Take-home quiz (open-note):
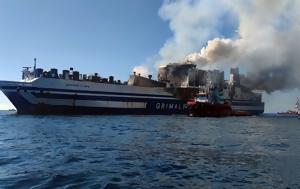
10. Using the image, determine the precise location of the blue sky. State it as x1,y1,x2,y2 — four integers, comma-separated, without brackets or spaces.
0,0,171,109
0,0,170,81
0,0,298,112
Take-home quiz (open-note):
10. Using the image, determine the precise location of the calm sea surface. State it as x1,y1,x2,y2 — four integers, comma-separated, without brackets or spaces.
0,111,299,189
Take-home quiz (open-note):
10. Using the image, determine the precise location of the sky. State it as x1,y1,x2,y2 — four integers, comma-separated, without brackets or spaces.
0,0,299,112
0,0,170,109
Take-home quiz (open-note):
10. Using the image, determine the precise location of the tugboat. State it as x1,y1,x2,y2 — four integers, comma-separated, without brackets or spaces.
187,87,232,117
278,98,300,117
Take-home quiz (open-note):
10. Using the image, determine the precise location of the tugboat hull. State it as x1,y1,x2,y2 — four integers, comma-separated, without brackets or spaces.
188,102,232,117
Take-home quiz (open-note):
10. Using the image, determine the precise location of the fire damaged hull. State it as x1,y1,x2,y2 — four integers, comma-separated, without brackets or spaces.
188,101,264,117
230,100,265,116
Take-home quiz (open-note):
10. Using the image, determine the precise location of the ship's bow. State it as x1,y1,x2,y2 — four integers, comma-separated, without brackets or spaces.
0,80,35,114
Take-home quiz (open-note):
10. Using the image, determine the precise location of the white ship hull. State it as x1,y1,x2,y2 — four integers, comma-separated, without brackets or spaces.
0,78,188,115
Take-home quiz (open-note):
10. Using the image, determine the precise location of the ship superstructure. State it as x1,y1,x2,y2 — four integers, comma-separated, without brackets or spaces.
158,63,264,115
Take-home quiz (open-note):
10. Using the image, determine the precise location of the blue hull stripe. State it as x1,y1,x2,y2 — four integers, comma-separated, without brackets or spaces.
3,91,188,115
31,92,180,103
1,86,173,98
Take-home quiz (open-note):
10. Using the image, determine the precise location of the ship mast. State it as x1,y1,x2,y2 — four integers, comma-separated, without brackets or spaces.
33,58,37,77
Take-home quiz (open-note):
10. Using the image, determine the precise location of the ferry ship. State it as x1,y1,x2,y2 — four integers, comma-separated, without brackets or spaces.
0,60,264,115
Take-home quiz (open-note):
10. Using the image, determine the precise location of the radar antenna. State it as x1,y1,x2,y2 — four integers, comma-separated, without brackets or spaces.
22,66,31,71
34,58,37,71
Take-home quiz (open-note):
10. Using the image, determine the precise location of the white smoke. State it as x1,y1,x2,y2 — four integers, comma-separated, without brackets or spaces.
157,0,232,66
132,65,151,77
133,0,232,75
158,0,300,92
132,56,158,77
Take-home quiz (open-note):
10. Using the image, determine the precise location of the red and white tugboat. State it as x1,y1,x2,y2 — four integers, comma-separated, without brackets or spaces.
187,88,232,117
278,98,300,117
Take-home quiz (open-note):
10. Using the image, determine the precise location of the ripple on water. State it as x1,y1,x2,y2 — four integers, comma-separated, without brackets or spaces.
44,172,90,188
0,113,299,188
0,156,21,166
1,175,44,189
64,155,85,164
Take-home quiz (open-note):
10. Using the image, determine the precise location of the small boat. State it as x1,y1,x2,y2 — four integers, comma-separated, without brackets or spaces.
278,98,300,117
187,90,232,117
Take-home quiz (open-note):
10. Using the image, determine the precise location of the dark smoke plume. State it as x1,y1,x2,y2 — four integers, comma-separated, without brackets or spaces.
241,65,300,93
154,0,300,93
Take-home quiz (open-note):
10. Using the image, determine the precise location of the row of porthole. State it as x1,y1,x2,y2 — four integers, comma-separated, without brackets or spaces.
16,88,44,93
16,89,78,97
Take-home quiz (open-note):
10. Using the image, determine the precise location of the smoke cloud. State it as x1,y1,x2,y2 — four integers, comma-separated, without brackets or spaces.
132,65,151,77
132,56,158,77
157,0,300,92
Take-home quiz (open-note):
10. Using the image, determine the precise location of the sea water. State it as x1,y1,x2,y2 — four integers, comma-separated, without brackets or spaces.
0,111,299,188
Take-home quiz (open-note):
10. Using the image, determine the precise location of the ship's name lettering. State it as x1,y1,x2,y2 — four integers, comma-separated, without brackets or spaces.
155,103,188,110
